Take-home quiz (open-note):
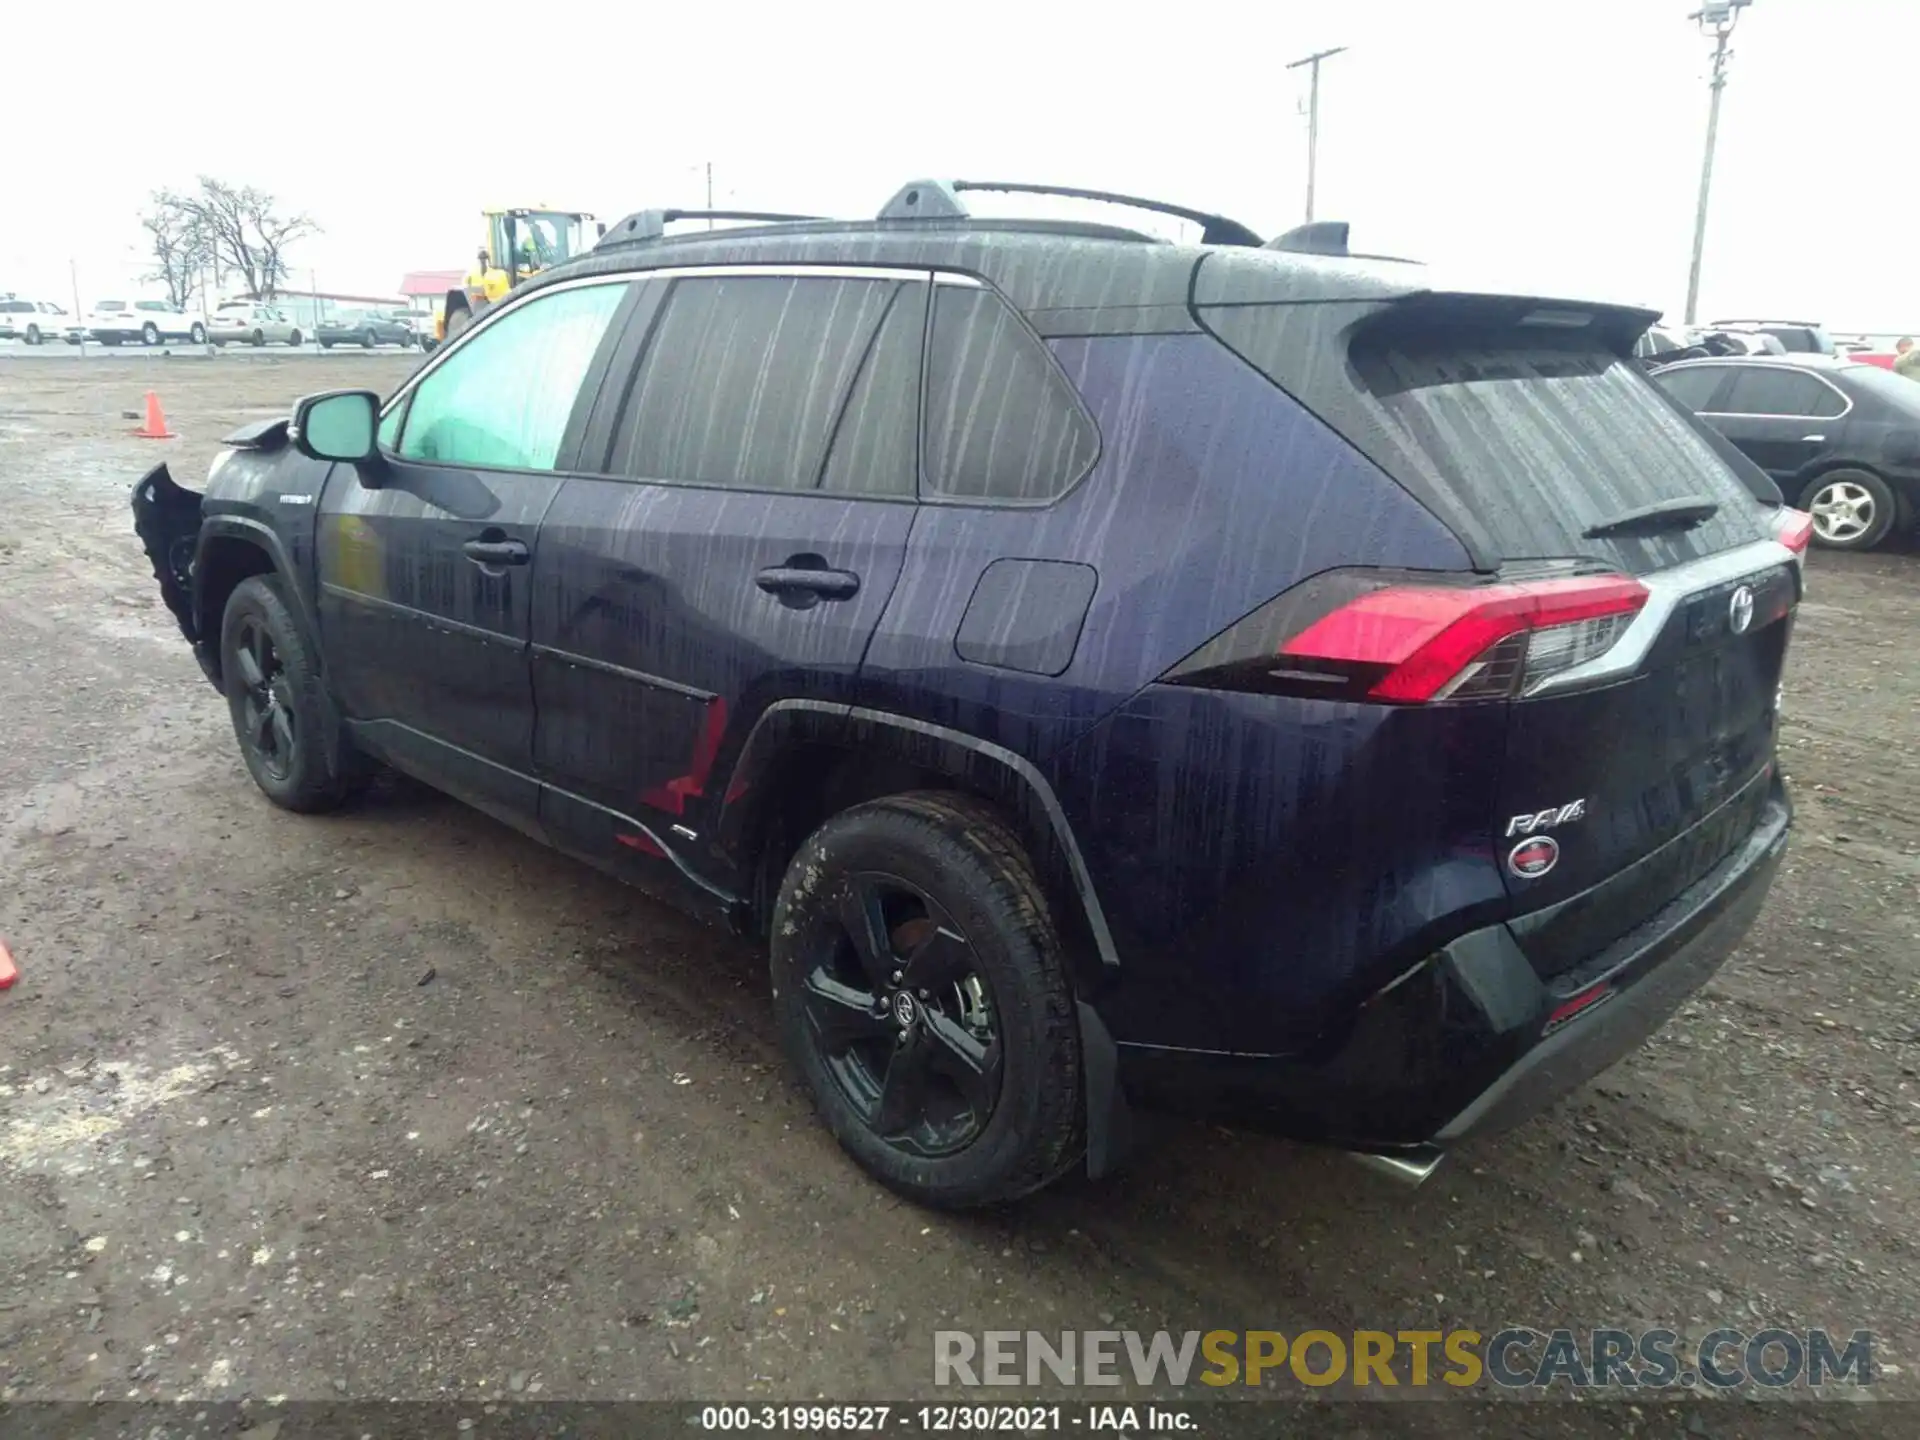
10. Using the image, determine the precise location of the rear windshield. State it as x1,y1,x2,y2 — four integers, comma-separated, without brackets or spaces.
1202,304,1775,574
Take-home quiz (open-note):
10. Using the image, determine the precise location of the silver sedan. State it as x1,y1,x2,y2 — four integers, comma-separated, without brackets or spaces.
209,304,303,347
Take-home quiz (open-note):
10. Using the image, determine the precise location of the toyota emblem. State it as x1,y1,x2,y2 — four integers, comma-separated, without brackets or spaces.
1728,584,1755,635
890,991,919,1029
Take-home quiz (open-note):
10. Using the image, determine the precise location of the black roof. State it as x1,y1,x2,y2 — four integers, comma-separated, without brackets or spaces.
517,180,1652,337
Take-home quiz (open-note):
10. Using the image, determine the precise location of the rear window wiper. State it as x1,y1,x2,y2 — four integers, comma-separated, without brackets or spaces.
1583,496,1720,539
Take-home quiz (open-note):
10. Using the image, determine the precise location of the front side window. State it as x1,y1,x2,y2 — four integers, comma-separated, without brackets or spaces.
922,286,1100,503
605,274,900,491
397,281,627,471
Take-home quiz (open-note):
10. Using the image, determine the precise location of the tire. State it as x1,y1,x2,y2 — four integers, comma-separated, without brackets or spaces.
444,304,474,342
320,341,334,350
1800,469,1896,551
219,575,367,813
361,329,375,349
288,329,302,347
770,792,1083,1208
190,323,207,344
252,328,265,347
141,322,160,346
25,324,41,346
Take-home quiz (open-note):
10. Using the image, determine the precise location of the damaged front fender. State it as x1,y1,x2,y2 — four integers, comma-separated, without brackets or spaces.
131,463,204,645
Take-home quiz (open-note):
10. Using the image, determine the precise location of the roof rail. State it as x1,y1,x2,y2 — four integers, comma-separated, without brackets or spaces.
599,208,826,246
876,179,1265,247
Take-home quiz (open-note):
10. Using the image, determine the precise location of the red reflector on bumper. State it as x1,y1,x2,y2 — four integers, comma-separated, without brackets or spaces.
1544,983,1613,1033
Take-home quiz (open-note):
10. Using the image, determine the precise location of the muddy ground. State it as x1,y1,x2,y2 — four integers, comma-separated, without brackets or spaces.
1,357,1917,1434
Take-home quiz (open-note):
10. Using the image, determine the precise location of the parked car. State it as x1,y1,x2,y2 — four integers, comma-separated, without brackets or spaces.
72,298,207,346
0,296,71,345
1708,319,1836,356
317,309,414,349
132,180,1804,1208
1652,352,1920,550
211,302,303,348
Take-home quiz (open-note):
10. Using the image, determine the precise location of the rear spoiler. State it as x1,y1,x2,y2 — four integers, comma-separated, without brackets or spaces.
1344,291,1664,361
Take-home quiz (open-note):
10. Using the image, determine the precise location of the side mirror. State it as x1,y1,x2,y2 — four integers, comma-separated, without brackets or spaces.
293,390,380,463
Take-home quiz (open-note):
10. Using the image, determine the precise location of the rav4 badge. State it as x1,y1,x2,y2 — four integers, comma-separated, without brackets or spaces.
1508,835,1561,879
1506,799,1586,837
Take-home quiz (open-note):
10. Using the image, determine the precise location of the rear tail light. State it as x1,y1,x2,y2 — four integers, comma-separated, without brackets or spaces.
1774,507,1813,555
1164,571,1649,705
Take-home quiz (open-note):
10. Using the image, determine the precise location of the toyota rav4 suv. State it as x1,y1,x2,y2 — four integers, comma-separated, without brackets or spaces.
133,181,1805,1208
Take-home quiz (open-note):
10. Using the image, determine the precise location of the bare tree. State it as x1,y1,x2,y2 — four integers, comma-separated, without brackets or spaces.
183,179,318,300
139,190,211,310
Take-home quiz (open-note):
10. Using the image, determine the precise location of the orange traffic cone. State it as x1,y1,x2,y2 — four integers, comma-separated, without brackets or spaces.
0,939,16,991
133,391,175,439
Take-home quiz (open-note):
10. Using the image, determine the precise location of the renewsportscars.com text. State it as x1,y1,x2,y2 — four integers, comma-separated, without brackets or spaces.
934,1328,1874,1390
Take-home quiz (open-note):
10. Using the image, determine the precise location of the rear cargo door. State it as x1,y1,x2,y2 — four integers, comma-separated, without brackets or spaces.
1196,288,1796,972
1338,324,1795,963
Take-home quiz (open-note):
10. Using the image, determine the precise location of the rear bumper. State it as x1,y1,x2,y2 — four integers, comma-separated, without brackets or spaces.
1112,776,1791,1152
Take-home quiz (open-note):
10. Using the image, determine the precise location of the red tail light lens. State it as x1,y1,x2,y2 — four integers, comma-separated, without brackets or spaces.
1165,572,1649,705
1774,507,1813,555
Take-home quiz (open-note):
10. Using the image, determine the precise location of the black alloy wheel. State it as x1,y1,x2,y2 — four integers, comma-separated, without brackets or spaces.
799,872,1005,1157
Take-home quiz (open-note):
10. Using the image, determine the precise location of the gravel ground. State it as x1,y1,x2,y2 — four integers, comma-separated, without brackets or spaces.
2,357,1917,1435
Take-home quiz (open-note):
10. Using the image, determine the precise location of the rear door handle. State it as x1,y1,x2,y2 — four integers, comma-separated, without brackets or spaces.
755,565,860,601
463,537,530,566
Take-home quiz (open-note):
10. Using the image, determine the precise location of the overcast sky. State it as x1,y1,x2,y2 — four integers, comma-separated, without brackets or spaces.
6,0,1914,332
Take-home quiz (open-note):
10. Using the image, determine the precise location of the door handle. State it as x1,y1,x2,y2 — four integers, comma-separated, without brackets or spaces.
755,565,860,602
463,537,530,566
1800,435,1826,443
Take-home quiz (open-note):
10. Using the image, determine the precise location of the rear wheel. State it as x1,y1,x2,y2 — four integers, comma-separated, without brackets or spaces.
361,328,376,349
141,322,160,346
444,303,475,342
252,328,265,347
288,329,302,347
189,323,206,344
1801,469,1896,550
770,793,1083,1208
219,576,367,813
24,323,41,345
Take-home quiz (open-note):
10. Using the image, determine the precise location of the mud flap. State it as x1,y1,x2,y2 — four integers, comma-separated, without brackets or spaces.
131,463,205,644
1078,999,1134,1179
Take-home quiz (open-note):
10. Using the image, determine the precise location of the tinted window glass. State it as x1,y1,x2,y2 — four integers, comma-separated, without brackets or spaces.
1724,367,1844,418
607,275,897,491
1653,365,1731,411
818,283,924,497
922,286,1099,502
398,281,625,470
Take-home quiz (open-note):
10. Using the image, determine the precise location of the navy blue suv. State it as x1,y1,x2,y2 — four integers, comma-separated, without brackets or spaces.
134,181,1806,1207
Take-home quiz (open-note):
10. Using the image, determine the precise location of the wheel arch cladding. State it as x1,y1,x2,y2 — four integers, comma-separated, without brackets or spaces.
194,533,279,674
715,702,1119,997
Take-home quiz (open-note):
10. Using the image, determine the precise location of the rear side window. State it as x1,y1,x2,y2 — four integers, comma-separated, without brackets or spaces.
397,281,626,470
1722,367,1846,418
1654,365,1732,411
606,274,898,492
817,283,925,497
922,286,1099,503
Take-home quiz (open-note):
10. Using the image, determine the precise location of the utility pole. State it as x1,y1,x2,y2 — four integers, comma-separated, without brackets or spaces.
1286,45,1347,224
706,162,714,229
1684,1,1752,326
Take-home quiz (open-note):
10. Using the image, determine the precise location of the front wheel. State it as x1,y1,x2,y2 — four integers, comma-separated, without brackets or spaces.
189,323,207,344
251,328,265,347
24,323,42,345
141,322,160,346
770,792,1083,1208
219,576,367,813
361,329,376,349
1801,469,1897,550
288,329,302,347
